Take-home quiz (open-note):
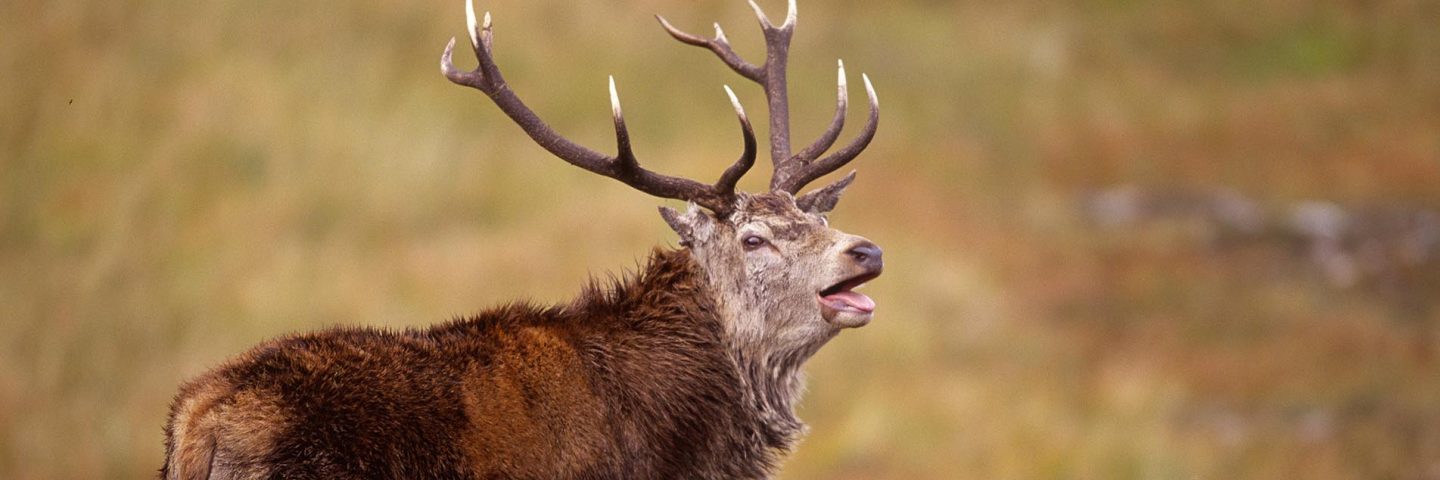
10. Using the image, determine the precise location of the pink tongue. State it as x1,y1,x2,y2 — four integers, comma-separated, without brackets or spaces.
823,291,875,313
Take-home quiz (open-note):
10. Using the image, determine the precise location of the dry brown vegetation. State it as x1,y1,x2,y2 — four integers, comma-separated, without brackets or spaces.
3,0,1439,478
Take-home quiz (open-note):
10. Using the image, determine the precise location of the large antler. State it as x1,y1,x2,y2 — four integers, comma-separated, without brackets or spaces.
657,0,879,195
441,0,757,214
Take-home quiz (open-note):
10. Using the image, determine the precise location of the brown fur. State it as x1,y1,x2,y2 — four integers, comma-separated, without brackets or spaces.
162,249,796,479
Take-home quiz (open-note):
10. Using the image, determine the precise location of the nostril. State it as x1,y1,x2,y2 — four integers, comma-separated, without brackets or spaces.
846,242,883,266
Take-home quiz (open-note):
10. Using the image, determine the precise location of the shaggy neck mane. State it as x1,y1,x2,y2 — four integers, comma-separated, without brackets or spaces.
573,248,810,449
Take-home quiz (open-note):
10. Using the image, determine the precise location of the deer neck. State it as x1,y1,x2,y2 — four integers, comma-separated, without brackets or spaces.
728,340,828,446
681,254,838,447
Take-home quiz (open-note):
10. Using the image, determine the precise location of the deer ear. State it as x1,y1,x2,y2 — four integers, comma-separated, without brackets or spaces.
659,204,712,246
795,171,857,214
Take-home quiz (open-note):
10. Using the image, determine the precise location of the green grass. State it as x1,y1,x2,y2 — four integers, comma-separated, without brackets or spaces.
3,0,1439,478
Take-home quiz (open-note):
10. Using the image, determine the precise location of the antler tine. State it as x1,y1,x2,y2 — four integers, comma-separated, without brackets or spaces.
773,73,879,194
608,76,637,168
655,16,763,82
745,0,773,28
791,59,848,164
465,1,481,50
714,85,757,194
442,0,750,213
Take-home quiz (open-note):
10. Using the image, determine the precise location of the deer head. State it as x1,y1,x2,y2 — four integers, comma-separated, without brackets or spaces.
440,0,881,359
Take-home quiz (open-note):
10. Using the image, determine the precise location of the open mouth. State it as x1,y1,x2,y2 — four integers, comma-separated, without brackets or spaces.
818,270,881,315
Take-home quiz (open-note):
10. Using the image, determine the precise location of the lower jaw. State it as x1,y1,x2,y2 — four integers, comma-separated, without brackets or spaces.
820,306,873,328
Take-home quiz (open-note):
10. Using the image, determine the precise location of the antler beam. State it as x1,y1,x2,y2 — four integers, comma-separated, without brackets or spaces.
441,0,756,214
656,0,879,194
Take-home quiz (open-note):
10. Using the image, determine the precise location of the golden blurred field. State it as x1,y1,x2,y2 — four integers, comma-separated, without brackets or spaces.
4,0,1440,478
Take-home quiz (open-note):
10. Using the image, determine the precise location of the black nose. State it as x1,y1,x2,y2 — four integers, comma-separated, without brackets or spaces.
846,241,884,271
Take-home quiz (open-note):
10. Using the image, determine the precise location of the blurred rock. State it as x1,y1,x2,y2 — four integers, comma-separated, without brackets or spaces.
1080,186,1440,289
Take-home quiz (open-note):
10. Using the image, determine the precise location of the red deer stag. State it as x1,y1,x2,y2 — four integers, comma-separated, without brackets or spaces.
163,0,881,478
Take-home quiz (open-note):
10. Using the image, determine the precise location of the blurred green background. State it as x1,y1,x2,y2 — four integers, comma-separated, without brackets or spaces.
4,0,1440,478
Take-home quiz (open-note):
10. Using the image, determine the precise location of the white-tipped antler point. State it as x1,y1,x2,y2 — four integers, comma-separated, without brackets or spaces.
862,73,878,107
746,0,771,27
609,75,622,118
441,37,457,73
837,59,847,90
783,0,797,29
713,22,728,42
465,0,479,48
723,85,747,120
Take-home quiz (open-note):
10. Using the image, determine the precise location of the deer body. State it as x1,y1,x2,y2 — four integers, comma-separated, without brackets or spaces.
165,1,883,478
165,250,792,479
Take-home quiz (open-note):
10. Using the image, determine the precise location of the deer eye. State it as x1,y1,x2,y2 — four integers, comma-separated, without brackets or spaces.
741,234,769,250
